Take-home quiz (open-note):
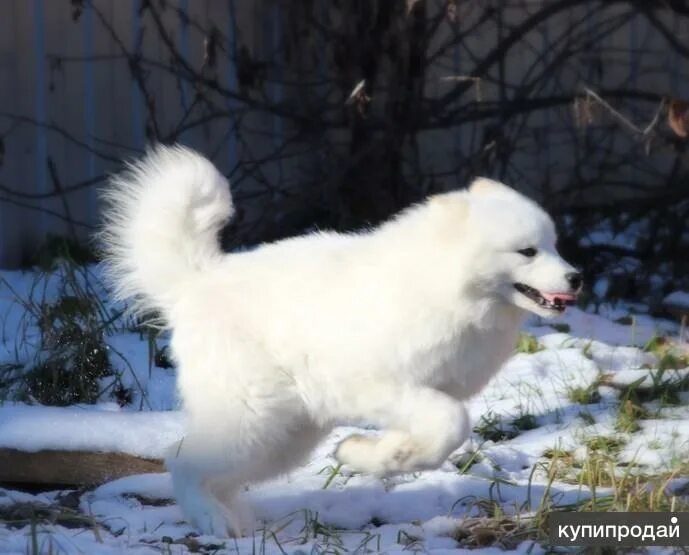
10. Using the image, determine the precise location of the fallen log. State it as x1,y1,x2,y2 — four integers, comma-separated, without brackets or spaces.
0,405,183,488
0,447,164,487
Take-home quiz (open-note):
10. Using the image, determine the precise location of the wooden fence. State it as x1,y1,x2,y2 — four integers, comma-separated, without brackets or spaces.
0,1,687,267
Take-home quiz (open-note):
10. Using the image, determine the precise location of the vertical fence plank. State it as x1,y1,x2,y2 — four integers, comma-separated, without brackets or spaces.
452,8,462,187
226,0,240,174
32,0,48,236
0,1,686,267
131,0,145,150
177,0,192,147
540,12,551,182
83,0,96,214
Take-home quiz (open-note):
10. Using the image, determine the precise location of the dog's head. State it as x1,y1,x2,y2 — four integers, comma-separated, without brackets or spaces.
434,178,582,318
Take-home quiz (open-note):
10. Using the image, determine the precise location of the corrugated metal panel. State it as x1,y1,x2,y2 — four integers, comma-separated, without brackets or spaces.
0,2,685,267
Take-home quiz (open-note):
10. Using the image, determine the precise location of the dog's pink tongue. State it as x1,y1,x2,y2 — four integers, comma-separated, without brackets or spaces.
542,292,577,303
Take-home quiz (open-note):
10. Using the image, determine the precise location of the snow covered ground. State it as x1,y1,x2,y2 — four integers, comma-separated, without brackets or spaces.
1,266,689,554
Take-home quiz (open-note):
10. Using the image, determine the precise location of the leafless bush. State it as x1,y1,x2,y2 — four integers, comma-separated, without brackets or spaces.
1,0,688,297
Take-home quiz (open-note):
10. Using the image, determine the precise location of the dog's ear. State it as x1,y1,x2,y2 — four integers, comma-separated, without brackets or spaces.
426,192,469,239
428,192,468,214
468,177,515,197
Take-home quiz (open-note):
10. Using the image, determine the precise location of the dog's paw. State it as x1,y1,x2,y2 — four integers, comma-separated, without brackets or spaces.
227,497,256,537
334,434,379,472
184,494,240,537
335,431,417,476
192,511,232,537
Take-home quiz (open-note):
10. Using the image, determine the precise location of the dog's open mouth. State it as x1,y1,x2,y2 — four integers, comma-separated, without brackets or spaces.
513,283,576,313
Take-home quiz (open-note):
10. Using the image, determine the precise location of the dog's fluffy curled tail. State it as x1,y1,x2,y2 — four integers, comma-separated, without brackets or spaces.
100,145,233,321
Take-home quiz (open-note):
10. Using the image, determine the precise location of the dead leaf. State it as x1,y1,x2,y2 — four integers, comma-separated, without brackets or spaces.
573,96,595,128
345,80,366,105
668,98,689,138
71,0,83,21
447,0,457,23
345,80,371,116
407,0,423,15
203,27,219,70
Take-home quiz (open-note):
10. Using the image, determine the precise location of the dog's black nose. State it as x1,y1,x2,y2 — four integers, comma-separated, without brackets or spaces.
566,272,583,291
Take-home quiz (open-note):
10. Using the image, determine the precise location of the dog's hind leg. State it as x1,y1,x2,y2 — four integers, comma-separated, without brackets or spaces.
205,422,325,532
167,406,324,537
333,383,470,476
166,431,240,536
168,327,328,536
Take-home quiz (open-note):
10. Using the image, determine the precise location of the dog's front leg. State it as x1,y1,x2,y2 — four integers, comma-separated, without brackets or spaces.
333,383,469,476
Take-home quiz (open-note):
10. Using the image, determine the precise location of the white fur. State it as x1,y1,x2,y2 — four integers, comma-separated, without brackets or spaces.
100,146,578,536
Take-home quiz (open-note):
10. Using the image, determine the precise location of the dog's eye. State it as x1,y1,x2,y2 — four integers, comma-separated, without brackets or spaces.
517,247,538,257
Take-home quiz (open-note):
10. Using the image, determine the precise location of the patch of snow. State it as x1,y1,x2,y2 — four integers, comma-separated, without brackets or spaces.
0,405,184,458
2,266,689,553
664,290,689,308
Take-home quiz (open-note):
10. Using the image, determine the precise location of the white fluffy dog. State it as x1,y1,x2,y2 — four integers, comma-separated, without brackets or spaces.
101,145,581,536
